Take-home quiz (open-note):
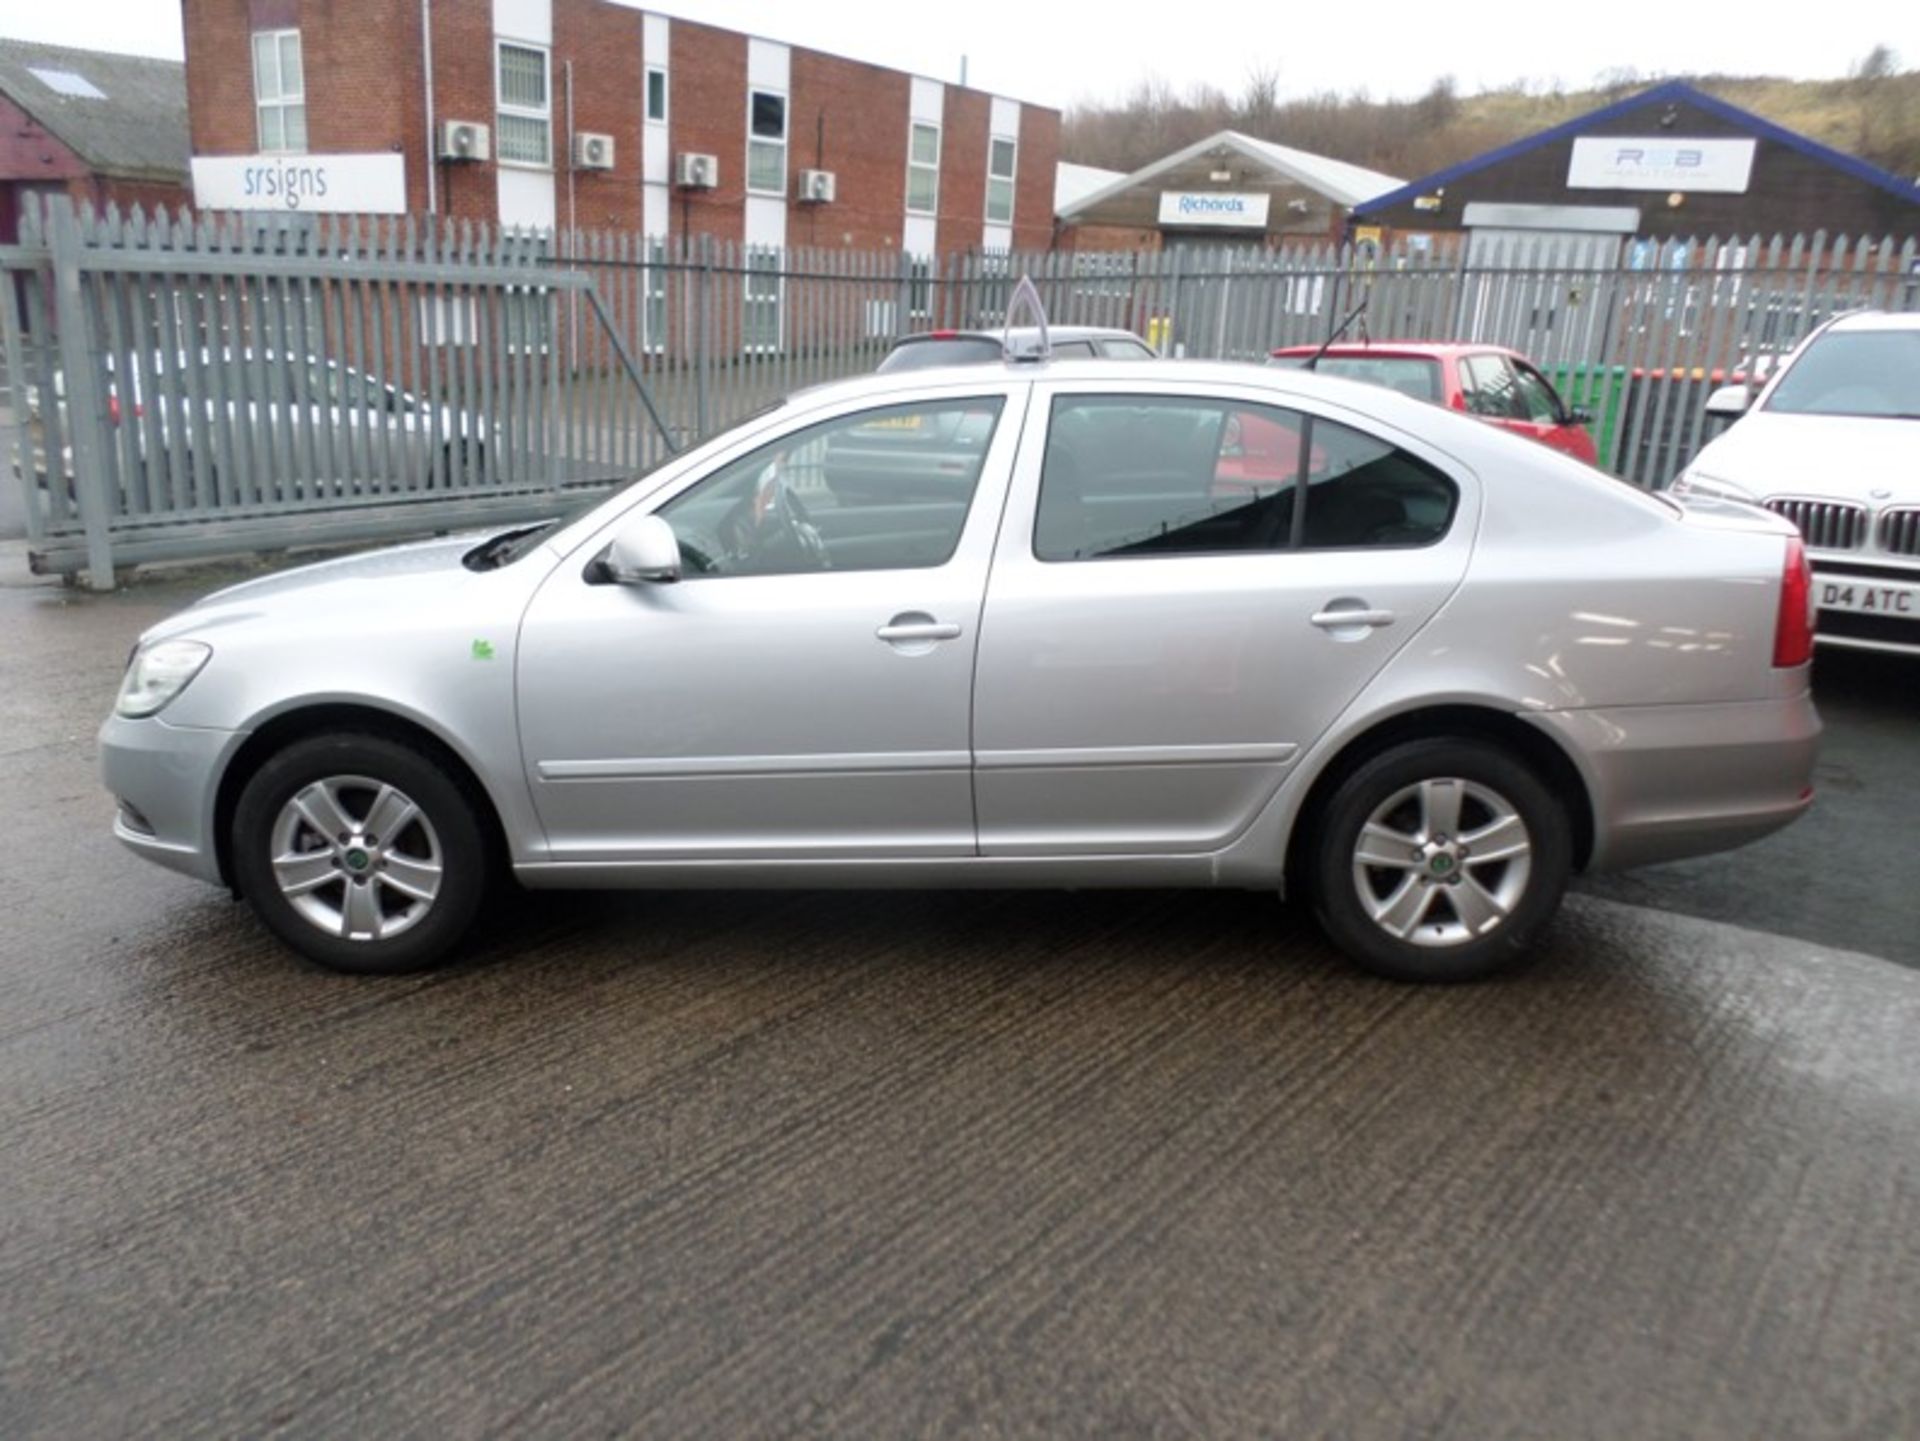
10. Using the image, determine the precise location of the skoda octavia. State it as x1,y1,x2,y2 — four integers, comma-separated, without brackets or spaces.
101,358,1820,982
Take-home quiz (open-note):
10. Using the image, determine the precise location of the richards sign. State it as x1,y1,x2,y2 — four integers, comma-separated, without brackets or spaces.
191,154,408,214
1567,137,1756,194
1158,191,1271,228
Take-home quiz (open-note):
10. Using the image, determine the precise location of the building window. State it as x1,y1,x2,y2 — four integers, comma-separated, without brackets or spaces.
744,248,782,353
906,122,939,214
907,258,932,322
644,239,668,353
645,66,668,123
252,29,306,154
747,90,787,195
986,136,1016,225
496,42,551,167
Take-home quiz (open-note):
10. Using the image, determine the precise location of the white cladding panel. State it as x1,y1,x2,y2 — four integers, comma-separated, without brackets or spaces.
492,0,551,44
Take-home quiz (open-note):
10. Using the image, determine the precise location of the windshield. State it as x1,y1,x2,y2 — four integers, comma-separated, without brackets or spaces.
1764,330,1920,418
1270,354,1442,403
878,337,1003,372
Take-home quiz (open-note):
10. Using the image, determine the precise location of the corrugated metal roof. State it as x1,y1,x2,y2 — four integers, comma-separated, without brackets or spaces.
0,39,187,184
1057,130,1403,221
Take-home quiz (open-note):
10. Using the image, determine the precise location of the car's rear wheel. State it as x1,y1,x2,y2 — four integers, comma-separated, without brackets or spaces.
1310,738,1572,982
232,733,489,974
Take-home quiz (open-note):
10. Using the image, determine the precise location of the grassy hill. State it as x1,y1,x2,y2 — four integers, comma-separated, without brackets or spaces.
1062,70,1920,195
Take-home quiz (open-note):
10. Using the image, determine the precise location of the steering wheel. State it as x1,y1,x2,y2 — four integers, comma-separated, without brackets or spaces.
718,460,831,571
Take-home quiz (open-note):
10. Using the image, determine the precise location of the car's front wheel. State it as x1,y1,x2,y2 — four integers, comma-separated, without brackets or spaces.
1310,738,1572,982
232,733,489,974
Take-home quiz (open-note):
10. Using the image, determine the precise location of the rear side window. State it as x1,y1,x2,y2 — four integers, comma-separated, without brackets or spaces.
1098,338,1156,359
1034,394,1455,561
876,337,1003,372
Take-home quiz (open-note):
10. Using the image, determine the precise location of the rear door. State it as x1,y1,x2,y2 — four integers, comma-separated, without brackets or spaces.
971,379,1478,856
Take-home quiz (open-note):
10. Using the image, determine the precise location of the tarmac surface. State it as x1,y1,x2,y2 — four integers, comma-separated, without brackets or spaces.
3,549,1918,1438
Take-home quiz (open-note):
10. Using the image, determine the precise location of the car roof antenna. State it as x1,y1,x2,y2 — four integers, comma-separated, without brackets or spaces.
1304,296,1369,371
1003,274,1051,364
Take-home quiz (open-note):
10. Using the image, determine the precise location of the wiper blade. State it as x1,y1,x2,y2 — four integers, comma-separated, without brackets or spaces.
463,524,545,571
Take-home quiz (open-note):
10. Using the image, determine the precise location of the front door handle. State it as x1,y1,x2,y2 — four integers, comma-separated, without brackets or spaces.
1310,606,1395,629
876,618,962,643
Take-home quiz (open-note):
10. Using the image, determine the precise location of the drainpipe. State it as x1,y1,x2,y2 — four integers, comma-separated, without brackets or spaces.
421,0,437,213
565,59,579,365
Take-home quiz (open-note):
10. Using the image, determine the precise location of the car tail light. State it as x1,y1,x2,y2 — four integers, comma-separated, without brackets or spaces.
1773,536,1815,667
106,394,145,425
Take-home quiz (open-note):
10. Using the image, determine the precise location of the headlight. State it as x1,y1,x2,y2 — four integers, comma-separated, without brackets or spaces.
1669,470,1757,504
116,640,212,718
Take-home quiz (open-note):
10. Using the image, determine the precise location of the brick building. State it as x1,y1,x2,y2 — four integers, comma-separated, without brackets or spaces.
0,39,190,244
179,0,1059,257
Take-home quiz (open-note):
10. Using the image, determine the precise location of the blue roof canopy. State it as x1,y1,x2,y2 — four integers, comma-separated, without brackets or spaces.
1354,80,1920,219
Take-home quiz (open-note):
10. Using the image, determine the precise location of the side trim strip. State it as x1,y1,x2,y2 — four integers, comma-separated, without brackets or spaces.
538,750,972,781
976,742,1298,769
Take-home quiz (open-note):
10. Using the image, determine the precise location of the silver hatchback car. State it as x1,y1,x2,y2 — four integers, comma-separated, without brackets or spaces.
101,359,1820,982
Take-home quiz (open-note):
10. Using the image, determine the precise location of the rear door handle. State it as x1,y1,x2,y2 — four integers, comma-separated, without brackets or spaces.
1310,607,1395,629
876,619,962,643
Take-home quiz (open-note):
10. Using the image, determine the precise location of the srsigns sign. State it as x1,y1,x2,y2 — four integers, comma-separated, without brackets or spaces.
1566,137,1756,194
191,154,408,214
1157,191,1271,228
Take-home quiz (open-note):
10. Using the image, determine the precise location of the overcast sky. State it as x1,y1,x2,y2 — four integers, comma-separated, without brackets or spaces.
0,0,1912,109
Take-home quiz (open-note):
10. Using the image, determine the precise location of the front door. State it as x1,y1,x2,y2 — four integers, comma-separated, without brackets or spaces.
972,382,1475,855
516,386,1026,863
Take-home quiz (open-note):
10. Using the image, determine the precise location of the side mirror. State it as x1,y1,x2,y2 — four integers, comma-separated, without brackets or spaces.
605,514,682,584
1705,385,1751,419
1566,406,1594,427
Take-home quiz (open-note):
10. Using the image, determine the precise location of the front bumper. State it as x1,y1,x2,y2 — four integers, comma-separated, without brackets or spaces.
99,713,241,886
1530,690,1820,873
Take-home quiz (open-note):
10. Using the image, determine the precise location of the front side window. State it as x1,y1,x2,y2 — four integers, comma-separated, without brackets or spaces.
748,90,787,194
907,122,940,214
986,136,1016,224
1034,395,1455,561
496,42,551,166
1461,355,1523,419
656,398,1007,577
1511,362,1564,424
252,30,306,153
1764,330,1920,418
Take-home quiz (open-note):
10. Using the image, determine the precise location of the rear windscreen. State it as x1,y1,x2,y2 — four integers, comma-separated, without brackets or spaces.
1272,355,1442,403
877,337,1005,372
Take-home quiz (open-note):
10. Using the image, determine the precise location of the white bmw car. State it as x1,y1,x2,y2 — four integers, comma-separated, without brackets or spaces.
1674,311,1920,656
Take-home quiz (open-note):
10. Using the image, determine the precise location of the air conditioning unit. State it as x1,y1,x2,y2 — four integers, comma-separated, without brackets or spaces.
797,168,836,204
438,119,490,162
675,152,719,189
573,132,615,170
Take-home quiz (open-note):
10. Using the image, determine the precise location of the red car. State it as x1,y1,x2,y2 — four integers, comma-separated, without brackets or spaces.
1268,342,1598,465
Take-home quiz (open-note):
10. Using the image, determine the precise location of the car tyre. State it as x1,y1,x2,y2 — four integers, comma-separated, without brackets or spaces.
1310,738,1572,983
232,732,490,974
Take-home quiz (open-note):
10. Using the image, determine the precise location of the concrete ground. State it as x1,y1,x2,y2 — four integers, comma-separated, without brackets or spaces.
3,548,1918,1439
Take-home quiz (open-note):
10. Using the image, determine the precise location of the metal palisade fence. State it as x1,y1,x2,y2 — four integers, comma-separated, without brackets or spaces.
3,195,1918,586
